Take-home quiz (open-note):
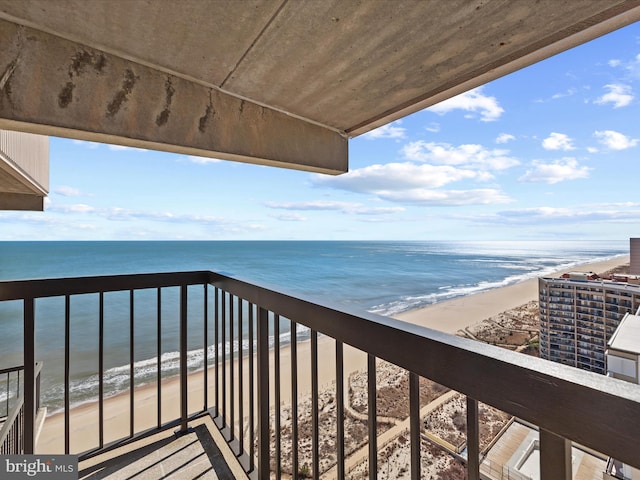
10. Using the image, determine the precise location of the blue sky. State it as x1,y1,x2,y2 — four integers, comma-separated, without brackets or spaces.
3,22,640,241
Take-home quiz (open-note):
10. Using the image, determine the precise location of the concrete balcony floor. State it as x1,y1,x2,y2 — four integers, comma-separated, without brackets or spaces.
78,417,245,480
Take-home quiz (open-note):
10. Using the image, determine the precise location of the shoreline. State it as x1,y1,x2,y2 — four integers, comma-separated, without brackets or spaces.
36,254,630,454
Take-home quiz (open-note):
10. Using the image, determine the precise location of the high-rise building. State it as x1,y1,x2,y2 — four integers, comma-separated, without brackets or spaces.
630,238,640,275
539,274,640,374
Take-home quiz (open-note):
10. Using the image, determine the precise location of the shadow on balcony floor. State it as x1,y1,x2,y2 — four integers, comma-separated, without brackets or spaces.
78,418,241,480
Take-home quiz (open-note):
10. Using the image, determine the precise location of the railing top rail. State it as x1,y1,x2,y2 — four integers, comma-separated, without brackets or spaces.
0,271,211,301
209,271,640,469
0,365,24,376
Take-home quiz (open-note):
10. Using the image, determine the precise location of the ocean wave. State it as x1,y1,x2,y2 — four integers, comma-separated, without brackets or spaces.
42,326,310,415
368,253,626,316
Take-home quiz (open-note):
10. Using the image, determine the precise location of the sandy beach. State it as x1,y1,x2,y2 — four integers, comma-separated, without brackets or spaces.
36,254,629,456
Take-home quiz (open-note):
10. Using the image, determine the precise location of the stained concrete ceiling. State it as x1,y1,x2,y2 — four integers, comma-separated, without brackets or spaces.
0,0,639,179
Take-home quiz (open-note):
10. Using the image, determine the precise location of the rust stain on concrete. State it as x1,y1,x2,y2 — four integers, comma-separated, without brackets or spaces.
155,76,175,127
0,57,19,109
106,68,138,118
69,50,107,78
198,91,215,133
58,82,75,108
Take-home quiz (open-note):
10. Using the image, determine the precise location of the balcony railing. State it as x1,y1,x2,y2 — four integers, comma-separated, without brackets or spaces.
0,362,42,455
1,271,640,479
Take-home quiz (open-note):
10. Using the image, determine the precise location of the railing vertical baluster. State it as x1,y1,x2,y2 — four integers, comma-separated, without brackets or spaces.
23,297,35,455
222,292,227,428
368,354,377,480
466,396,480,480
409,372,420,480
311,330,319,480
230,295,235,441
336,341,345,480
3,372,8,418
157,288,162,429
257,307,270,480
204,285,208,411
249,303,255,472
540,429,571,480
129,290,135,438
179,285,188,433
238,298,244,456
64,294,70,453
35,364,40,420
99,292,105,448
214,287,220,419
274,314,282,479
291,321,299,480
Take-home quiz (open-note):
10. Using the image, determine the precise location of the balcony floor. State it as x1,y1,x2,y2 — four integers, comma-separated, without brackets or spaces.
78,417,246,480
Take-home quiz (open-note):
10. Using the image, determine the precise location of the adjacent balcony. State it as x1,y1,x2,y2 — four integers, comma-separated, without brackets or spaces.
0,130,49,211
1,271,639,479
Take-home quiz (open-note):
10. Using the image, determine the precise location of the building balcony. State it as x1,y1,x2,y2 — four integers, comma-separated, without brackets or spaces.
0,130,49,211
1,271,640,479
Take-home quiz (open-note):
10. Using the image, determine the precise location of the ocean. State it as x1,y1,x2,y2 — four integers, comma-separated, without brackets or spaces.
0,240,629,411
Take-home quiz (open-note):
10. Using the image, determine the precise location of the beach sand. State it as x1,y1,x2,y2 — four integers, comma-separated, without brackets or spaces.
36,255,630,457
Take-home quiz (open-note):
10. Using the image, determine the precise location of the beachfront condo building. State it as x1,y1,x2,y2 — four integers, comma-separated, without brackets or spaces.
539,274,640,374
631,238,640,275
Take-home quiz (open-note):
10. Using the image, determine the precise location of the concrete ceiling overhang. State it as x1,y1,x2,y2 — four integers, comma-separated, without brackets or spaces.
0,0,639,176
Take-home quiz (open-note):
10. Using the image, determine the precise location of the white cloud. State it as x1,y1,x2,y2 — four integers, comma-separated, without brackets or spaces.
379,188,511,206
474,205,640,226
264,200,404,215
496,133,515,144
519,158,590,184
271,213,307,222
587,146,598,154
609,53,640,80
72,140,100,149
542,132,575,151
108,144,148,152
425,123,440,133
49,203,97,213
594,130,639,150
363,121,406,140
551,88,577,100
187,155,222,164
595,84,634,108
71,140,148,152
428,87,504,121
55,186,84,197
402,141,519,170
314,162,485,192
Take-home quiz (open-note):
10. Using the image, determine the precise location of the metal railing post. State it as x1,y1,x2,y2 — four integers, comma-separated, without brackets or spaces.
179,285,188,433
257,307,270,479
540,429,571,480
409,372,420,479
23,297,35,454
466,396,480,480
367,354,377,480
